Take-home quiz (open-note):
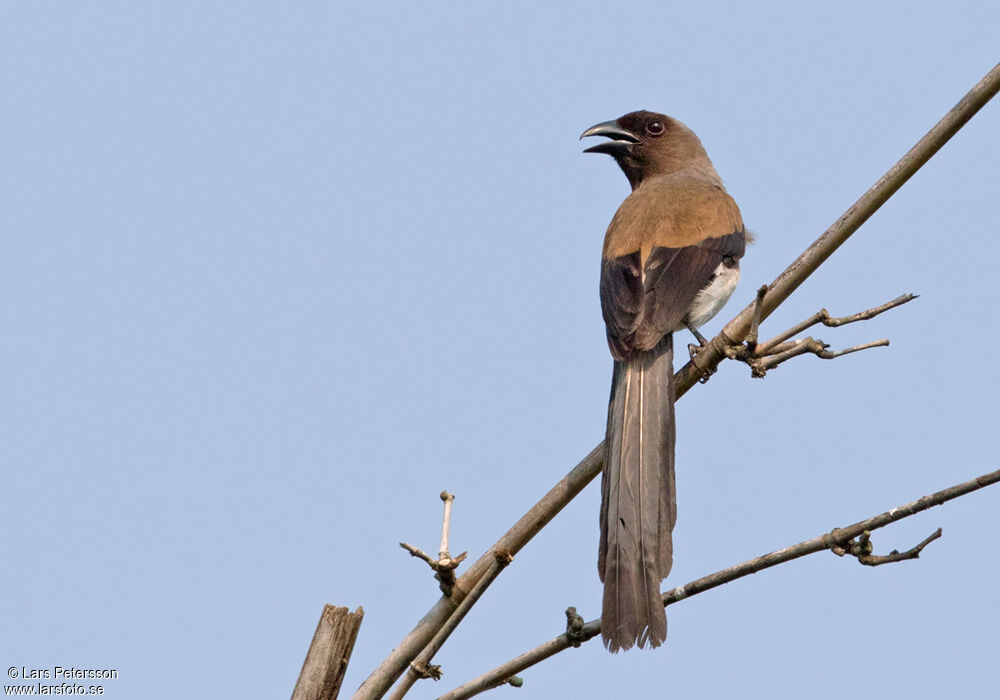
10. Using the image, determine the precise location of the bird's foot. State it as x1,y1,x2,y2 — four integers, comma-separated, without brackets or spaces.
687,342,717,383
685,322,709,347
684,323,717,382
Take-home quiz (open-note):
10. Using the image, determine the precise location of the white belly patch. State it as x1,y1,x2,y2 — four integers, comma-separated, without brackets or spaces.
684,262,740,330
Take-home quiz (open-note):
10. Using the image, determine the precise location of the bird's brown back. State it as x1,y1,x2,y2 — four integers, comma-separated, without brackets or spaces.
602,173,743,261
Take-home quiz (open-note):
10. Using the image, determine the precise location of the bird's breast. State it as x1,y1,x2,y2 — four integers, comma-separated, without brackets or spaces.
684,258,740,330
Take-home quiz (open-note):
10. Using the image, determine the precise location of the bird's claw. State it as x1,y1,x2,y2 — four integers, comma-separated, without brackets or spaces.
688,342,717,383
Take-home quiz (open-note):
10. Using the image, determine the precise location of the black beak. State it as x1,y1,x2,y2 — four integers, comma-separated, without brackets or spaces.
580,119,641,155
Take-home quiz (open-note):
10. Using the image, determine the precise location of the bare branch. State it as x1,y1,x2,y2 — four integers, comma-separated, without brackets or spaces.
832,527,944,566
399,542,436,566
754,293,917,356
727,292,916,376
824,293,918,326
352,61,1000,700
754,311,828,356
750,337,890,376
437,469,1000,700
387,551,513,700
815,339,890,358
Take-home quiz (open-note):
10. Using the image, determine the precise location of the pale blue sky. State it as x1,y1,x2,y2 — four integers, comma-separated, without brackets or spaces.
2,3,999,699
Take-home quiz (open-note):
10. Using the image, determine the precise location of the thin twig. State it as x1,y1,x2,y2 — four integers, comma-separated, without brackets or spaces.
833,527,944,566
751,337,890,375
745,284,769,354
755,293,917,356
754,311,828,356
352,61,1000,700
825,293,919,327
816,339,890,359
737,292,915,376
439,491,456,561
436,468,1000,700
751,338,819,374
399,542,437,566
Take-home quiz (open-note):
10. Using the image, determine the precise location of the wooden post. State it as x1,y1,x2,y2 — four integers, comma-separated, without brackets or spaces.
292,605,364,700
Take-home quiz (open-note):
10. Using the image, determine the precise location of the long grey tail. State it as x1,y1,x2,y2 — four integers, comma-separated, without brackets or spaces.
599,334,676,652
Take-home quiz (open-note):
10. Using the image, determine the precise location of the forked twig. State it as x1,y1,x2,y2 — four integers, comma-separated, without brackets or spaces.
720,293,916,378
752,337,889,376
400,492,469,597
756,293,915,354
831,527,943,566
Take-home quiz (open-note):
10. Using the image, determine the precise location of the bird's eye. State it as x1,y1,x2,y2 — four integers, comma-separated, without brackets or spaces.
646,120,665,136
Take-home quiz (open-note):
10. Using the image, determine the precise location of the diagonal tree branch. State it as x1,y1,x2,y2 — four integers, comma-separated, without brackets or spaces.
437,468,1000,700
350,59,1000,700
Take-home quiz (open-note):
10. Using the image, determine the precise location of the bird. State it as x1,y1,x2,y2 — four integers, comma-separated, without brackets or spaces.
581,110,746,652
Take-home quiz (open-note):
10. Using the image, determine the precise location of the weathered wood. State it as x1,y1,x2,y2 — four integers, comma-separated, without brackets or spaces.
292,605,364,700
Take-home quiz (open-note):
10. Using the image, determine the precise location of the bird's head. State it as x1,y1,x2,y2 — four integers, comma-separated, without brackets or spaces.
581,110,712,190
